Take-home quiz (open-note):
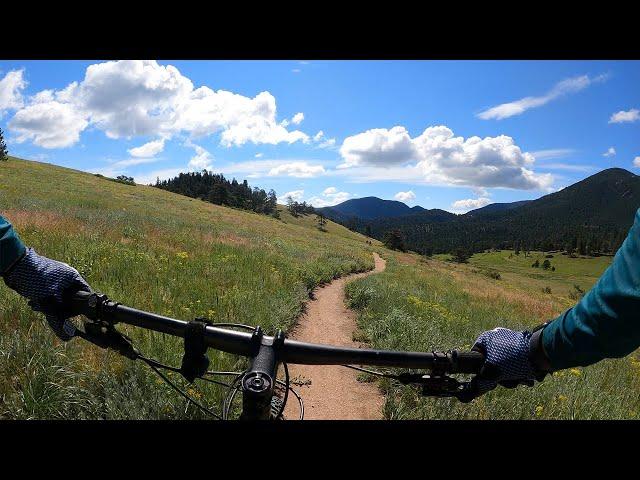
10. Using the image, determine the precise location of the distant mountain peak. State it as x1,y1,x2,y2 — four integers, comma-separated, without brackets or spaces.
317,196,425,221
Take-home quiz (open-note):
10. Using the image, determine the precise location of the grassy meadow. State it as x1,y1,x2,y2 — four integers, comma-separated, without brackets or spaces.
2,157,639,420
346,249,640,419
0,158,375,419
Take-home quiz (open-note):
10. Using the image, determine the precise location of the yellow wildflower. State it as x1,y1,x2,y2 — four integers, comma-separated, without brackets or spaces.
535,405,544,416
570,368,582,377
176,251,189,259
557,395,568,402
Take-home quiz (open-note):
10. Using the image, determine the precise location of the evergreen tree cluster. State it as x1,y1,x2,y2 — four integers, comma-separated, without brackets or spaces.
285,197,316,217
154,170,278,215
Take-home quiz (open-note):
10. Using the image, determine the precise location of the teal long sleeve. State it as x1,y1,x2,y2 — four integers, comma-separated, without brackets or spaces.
0,215,26,275
542,208,640,370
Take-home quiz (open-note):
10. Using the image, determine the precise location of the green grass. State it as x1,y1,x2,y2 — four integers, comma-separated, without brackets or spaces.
4,157,639,420
346,251,640,419
0,158,375,419
435,250,613,311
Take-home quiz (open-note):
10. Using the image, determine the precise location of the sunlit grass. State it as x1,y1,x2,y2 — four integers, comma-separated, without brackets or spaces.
0,158,374,419
346,252,640,419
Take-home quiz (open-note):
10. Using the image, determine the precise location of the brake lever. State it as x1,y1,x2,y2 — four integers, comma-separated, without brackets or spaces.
76,320,139,360
395,372,478,402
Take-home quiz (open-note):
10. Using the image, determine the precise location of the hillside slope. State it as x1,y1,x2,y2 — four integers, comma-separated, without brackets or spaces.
0,157,376,419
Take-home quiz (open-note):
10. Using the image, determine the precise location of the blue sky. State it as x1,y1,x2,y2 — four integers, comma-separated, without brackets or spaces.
1,60,639,212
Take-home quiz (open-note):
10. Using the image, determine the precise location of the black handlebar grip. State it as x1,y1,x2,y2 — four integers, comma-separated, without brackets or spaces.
65,290,98,319
452,350,485,374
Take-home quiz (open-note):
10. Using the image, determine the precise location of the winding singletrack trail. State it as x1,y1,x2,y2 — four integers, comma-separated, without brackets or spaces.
284,253,387,420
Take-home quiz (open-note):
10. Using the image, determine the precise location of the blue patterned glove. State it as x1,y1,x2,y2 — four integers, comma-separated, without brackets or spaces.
469,327,536,397
2,248,92,341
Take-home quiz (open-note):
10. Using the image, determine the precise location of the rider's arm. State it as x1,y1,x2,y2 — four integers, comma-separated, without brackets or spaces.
533,207,640,371
0,215,27,275
1,214,91,340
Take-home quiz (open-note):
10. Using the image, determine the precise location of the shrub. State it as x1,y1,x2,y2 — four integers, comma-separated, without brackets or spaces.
482,268,501,280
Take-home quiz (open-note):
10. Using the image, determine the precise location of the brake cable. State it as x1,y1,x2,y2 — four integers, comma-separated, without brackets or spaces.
77,318,303,420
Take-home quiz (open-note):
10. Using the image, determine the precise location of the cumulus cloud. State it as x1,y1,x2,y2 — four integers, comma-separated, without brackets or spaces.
9,100,88,148
279,189,304,203
291,112,304,125
128,138,166,157
634,157,640,168
340,126,415,168
308,187,352,207
7,60,310,149
338,125,552,190
451,197,492,213
394,190,416,202
603,147,616,157
609,109,639,124
0,70,27,115
267,161,325,178
478,74,608,120
186,141,214,171
255,152,263,158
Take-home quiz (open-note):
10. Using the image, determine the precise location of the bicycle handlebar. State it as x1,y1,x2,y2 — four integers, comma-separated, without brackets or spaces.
69,290,484,374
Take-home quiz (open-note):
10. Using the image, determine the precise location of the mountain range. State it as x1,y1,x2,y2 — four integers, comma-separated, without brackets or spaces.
317,168,640,254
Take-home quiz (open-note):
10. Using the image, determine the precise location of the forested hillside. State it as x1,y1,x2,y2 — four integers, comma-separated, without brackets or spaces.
322,168,640,255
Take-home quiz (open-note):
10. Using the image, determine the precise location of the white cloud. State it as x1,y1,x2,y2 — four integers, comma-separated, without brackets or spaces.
186,141,213,171
279,189,304,203
530,148,575,160
111,157,160,168
172,87,309,147
478,74,608,120
394,190,416,202
9,100,88,148
291,112,304,125
603,147,616,157
472,186,488,197
0,70,26,115
255,152,263,158
536,163,594,172
338,125,552,190
451,197,492,213
134,167,184,186
340,126,415,168
267,161,325,178
634,157,640,168
313,130,337,149
609,109,639,124
308,187,352,207
128,138,165,157
8,60,310,149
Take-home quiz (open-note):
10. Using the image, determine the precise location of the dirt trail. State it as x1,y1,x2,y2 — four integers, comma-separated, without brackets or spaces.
284,253,386,420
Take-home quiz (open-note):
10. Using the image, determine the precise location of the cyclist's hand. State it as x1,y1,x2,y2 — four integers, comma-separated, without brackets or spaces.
3,248,92,341
467,327,537,398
